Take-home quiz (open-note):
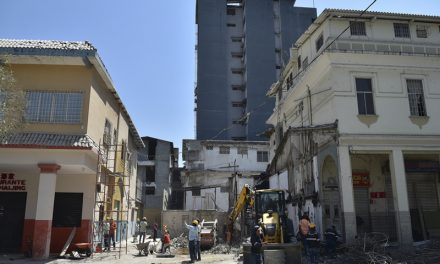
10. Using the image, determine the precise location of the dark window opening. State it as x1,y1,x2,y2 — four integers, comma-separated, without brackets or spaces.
145,187,155,195
52,193,83,227
257,151,269,162
407,79,427,116
145,166,155,183
227,23,236,27
227,8,236,15
355,78,375,115
192,188,201,196
315,34,324,51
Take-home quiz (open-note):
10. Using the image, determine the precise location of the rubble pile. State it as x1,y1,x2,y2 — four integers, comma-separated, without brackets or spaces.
206,244,240,254
172,234,188,248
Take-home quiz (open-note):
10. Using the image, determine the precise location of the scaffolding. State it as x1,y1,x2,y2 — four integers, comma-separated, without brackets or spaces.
92,141,131,259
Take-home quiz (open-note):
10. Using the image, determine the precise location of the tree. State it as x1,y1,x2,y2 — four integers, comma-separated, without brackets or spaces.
0,61,25,141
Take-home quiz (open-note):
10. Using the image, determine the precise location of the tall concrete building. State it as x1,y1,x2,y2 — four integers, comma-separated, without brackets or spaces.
195,0,316,140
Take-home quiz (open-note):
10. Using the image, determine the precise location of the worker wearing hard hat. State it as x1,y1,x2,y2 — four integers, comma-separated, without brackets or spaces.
306,223,320,264
184,219,199,263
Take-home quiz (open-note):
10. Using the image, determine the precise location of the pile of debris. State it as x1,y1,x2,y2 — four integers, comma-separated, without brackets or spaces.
206,243,240,254
172,234,188,248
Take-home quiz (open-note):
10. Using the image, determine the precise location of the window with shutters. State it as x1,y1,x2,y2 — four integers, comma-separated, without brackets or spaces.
52,193,83,227
355,78,375,115
406,79,427,116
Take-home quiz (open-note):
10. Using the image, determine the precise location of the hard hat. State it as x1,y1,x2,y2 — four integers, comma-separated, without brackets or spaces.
309,223,316,229
192,220,198,225
254,225,260,231
143,217,147,221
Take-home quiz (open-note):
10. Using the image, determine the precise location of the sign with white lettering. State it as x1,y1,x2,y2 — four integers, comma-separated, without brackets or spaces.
0,173,26,191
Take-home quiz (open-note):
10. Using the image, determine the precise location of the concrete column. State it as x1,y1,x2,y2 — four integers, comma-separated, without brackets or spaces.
337,146,356,243
32,164,60,259
389,149,413,245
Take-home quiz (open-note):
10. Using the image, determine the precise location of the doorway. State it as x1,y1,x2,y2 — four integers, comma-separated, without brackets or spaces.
0,192,27,252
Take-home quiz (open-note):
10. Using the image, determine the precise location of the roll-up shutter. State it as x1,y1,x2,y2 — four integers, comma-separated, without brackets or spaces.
354,188,370,233
407,174,439,211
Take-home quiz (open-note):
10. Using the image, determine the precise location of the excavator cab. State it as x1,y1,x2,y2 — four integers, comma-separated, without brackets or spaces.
254,190,286,243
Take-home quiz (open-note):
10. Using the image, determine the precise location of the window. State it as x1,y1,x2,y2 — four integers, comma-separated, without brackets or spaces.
302,57,309,70
394,23,410,38
407,79,427,116
416,26,428,38
103,119,112,145
257,151,269,162
121,139,126,161
237,147,248,155
25,91,82,123
231,36,242,42
350,21,366,36
192,188,201,196
219,146,230,154
145,187,155,195
145,166,155,182
355,78,375,115
227,23,236,27
227,8,236,15
286,73,293,90
232,101,245,107
315,34,323,51
206,145,213,150
297,56,302,69
52,193,83,227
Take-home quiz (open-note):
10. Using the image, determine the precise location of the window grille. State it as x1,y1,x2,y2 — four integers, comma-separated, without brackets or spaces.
25,91,82,123
237,147,248,155
350,21,366,36
219,146,230,154
407,79,426,116
416,26,428,38
394,23,410,38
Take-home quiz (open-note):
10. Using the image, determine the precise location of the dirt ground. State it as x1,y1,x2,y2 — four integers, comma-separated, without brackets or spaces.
0,241,241,264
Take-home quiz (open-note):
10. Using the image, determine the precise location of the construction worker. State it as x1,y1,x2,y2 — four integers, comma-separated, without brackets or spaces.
109,218,117,250
196,219,203,261
251,225,263,264
138,217,148,244
103,218,110,251
324,225,339,258
161,230,172,254
184,220,199,263
298,213,310,256
306,223,320,264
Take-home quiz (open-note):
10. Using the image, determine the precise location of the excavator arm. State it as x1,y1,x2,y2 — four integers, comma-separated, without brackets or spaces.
228,184,254,223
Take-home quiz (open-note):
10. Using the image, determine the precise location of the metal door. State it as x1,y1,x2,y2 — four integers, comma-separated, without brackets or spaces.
0,192,27,252
354,188,370,235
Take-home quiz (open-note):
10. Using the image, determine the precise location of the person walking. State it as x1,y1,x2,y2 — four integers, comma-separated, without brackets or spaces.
184,220,199,263
324,225,339,258
251,225,263,264
103,219,110,251
109,218,117,250
138,217,148,244
306,223,320,264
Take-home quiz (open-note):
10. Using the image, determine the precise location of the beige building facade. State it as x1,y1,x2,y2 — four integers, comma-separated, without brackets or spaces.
0,40,143,258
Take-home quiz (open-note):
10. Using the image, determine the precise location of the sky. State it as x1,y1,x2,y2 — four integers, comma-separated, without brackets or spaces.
1,0,439,158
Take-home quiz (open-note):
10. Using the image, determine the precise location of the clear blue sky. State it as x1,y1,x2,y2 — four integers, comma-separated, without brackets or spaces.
1,0,439,157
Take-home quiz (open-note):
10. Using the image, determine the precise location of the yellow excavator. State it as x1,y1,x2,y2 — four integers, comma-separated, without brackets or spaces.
228,185,299,264
227,184,286,243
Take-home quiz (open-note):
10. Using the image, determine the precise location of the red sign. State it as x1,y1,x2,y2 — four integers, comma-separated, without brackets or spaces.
370,192,386,198
352,172,369,187
0,173,26,191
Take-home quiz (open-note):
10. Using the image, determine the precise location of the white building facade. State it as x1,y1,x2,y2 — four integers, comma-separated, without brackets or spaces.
182,140,270,212
267,10,440,245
